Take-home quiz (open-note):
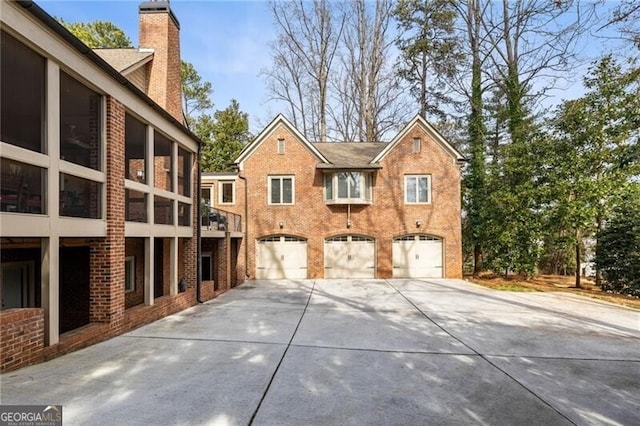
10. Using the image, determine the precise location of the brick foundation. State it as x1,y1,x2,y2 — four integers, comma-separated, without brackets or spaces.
0,309,45,372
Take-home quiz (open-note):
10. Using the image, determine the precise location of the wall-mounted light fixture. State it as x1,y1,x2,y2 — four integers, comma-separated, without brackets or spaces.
416,219,422,227
347,220,352,228
279,221,284,229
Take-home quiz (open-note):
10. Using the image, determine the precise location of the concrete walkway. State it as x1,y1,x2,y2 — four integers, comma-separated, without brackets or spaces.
1,279,639,425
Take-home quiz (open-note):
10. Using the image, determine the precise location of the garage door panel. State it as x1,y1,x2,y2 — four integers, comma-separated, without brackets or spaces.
256,237,307,279
324,236,375,279
393,235,442,278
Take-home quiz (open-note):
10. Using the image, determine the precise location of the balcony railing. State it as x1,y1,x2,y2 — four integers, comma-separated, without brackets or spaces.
201,206,242,232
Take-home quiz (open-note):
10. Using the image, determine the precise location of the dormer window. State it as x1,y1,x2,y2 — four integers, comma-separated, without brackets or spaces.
324,172,372,204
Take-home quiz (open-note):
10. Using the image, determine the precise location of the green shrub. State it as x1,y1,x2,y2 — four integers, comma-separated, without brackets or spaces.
596,188,640,296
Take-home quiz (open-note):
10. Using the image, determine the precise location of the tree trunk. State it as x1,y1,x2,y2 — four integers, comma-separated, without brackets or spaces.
575,239,581,289
595,211,603,287
576,241,582,288
473,244,482,276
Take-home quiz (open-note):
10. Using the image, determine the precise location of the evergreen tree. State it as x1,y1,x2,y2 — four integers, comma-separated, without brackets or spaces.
58,19,132,48
198,100,252,172
596,186,640,296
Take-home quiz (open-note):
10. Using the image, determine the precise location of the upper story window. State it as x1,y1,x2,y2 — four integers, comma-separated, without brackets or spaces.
219,181,235,205
0,158,46,214
277,138,285,154
269,176,294,205
60,173,102,218
177,146,191,197
60,72,102,170
154,131,173,192
154,195,173,225
1,31,46,153
125,114,147,183
324,172,372,204
405,175,431,204
125,189,147,223
178,202,191,226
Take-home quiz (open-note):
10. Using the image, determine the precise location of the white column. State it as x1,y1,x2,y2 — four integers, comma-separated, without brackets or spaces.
41,236,59,346
44,61,60,346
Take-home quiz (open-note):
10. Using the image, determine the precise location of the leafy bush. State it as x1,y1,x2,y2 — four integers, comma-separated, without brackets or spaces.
596,188,640,296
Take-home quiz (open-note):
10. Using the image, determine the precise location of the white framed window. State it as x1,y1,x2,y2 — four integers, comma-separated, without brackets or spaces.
125,256,135,292
324,172,372,204
277,138,285,154
405,175,431,204
269,176,294,205
412,137,421,153
218,181,235,205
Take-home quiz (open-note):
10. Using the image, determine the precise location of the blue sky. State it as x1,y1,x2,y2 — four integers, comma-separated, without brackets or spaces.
40,0,278,132
38,1,627,134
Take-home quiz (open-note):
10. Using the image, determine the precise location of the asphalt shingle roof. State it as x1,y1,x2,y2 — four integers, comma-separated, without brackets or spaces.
313,142,388,168
93,48,153,73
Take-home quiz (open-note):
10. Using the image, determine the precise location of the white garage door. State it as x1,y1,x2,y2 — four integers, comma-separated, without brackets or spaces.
256,236,308,279
324,235,375,279
393,235,443,278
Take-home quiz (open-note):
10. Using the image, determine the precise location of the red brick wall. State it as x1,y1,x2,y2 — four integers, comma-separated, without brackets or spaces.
240,121,463,279
123,288,197,330
183,160,198,287
139,8,183,123
89,97,126,330
0,309,44,372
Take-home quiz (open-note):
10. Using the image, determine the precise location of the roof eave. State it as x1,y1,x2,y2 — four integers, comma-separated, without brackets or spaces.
316,164,382,170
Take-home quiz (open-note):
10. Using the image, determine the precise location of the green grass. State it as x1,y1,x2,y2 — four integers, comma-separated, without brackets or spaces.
493,284,539,292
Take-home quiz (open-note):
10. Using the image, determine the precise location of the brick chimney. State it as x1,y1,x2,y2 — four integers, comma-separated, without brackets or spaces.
138,1,184,124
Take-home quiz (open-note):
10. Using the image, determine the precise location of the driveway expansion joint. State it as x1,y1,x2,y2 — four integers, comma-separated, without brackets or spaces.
248,279,317,425
385,279,579,426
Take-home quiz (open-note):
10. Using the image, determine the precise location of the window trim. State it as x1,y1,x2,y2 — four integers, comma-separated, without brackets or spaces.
218,181,235,205
268,175,295,205
404,174,432,205
125,256,135,293
324,171,372,204
412,137,422,153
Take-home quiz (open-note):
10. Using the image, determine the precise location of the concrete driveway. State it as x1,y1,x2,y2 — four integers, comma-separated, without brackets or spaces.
1,279,639,425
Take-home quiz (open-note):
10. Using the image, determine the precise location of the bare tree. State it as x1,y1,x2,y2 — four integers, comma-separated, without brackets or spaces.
263,0,343,142
265,0,409,142
598,0,640,49
338,0,410,142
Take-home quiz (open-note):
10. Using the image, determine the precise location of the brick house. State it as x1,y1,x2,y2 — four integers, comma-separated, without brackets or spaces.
0,0,233,372
209,114,464,280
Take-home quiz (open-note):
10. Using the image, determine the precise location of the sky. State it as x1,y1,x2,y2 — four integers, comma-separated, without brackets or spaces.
37,0,628,135
39,0,278,132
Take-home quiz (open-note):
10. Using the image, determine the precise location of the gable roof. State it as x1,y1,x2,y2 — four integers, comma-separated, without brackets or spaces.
371,115,465,164
235,114,329,169
314,143,387,169
94,48,154,74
